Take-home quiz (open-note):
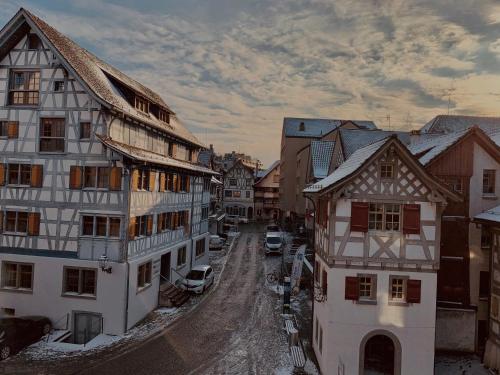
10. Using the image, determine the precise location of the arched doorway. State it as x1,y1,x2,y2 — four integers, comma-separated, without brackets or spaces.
359,330,401,375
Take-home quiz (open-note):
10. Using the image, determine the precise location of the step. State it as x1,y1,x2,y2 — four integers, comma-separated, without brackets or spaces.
290,345,305,368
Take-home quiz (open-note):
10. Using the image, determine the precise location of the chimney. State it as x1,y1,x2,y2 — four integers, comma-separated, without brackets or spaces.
410,129,421,145
210,144,214,152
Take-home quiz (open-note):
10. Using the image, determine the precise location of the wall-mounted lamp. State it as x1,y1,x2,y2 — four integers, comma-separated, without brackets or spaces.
98,255,112,274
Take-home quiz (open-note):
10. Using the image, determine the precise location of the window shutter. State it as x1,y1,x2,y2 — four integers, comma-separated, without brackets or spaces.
172,144,177,159
129,217,136,240
131,169,139,191
185,176,190,193
7,121,19,139
149,171,156,192
146,215,153,236
184,211,190,234
159,173,166,192
28,212,40,236
30,165,43,187
69,166,82,189
345,276,359,300
109,167,122,191
0,163,5,186
177,174,181,192
0,211,3,233
406,279,421,303
157,214,164,233
403,204,420,234
173,174,178,192
350,202,368,232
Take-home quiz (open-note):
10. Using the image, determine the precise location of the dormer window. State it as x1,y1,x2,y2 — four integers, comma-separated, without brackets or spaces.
135,96,149,113
159,110,170,124
299,122,305,131
28,34,42,50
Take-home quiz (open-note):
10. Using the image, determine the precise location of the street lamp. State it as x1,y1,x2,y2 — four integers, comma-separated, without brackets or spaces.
98,255,112,274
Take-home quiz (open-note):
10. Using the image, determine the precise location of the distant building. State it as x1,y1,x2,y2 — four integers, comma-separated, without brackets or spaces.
279,117,377,227
254,161,280,222
223,160,255,220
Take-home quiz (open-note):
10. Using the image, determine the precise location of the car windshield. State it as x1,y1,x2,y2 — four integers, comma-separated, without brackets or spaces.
267,226,280,232
266,237,281,244
186,270,205,280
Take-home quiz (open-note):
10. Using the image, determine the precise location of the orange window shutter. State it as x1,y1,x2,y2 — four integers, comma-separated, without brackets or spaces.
129,217,136,240
131,169,139,191
30,165,43,187
159,173,166,192
172,144,177,158
0,164,5,186
185,176,190,192
109,167,122,191
69,166,82,189
177,175,181,192
7,121,19,139
28,212,40,236
146,215,153,235
173,174,178,192
157,214,163,233
148,171,156,192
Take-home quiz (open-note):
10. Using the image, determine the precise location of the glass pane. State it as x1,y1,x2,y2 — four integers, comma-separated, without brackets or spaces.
17,212,28,233
6,211,17,232
95,216,107,236
8,164,19,184
19,265,32,289
97,167,109,188
82,216,94,235
4,263,18,287
109,218,120,237
81,270,96,294
84,167,96,188
20,164,31,185
65,268,80,293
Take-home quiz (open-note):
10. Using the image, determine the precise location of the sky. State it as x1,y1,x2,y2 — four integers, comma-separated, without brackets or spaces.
2,0,500,166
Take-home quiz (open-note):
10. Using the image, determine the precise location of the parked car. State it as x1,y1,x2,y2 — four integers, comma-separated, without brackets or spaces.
0,316,52,360
266,224,281,233
179,265,215,294
226,215,239,224
265,233,283,255
209,235,225,250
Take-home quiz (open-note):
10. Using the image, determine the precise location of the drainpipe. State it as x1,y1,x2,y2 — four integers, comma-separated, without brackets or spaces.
189,174,197,271
123,163,132,334
303,193,317,350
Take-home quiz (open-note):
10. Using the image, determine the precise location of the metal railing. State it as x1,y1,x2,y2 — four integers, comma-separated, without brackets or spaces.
45,313,70,342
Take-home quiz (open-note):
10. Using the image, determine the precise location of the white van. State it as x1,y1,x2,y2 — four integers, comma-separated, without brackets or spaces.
265,233,283,255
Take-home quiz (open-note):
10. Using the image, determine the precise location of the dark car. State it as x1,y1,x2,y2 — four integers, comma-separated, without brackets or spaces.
0,316,52,360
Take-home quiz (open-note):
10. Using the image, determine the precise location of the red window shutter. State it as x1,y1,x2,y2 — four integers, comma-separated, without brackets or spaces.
146,215,153,236
128,217,136,240
406,279,421,303
350,202,368,232
403,204,420,234
345,276,359,300
7,121,19,139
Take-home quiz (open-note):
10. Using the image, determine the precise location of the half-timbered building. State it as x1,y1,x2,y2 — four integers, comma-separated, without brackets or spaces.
0,9,215,342
223,159,255,220
254,160,280,221
304,135,459,375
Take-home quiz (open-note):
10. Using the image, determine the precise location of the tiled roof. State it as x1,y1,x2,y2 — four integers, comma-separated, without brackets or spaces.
475,205,500,224
421,115,500,134
283,117,377,138
339,129,411,158
256,160,279,181
491,131,500,147
408,130,468,165
310,140,335,179
96,135,217,175
304,137,389,193
18,9,203,147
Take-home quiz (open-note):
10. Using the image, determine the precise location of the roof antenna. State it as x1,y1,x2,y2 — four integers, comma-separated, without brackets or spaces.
386,114,391,130
447,80,456,115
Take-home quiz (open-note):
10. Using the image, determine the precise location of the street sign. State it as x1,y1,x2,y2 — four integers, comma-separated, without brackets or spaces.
290,245,306,290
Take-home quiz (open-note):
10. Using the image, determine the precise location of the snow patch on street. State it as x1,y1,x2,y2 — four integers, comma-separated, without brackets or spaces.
435,354,490,374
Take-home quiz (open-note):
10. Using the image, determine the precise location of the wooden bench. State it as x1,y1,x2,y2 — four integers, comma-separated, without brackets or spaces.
290,345,306,368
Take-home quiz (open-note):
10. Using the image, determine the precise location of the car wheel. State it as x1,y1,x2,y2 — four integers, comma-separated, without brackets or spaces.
202,285,206,294
42,323,51,335
0,345,11,361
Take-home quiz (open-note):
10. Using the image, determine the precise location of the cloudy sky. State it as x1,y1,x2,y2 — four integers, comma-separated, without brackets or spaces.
2,0,500,165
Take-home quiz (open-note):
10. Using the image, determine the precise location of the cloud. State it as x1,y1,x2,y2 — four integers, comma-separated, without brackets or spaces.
1,0,500,165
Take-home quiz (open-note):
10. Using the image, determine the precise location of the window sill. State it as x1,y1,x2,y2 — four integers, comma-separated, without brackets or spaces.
482,195,498,200
61,292,96,300
3,232,27,237
1,287,33,294
136,283,152,294
195,252,206,259
7,105,39,109
38,151,66,155
176,264,186,271
356,299,377,305
6,184,31,188
388,300,409,307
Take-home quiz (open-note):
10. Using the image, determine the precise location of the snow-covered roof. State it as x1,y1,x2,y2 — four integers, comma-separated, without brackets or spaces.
96,135,217,175
408,130,468,166
491,131,500,147
210,176,223,185
310,140,335,179
12,9,203,147
283,117,377,138
304,137,389,193
475,205,500,224
421,115,500,134
198,149,213,167
339,129,411,159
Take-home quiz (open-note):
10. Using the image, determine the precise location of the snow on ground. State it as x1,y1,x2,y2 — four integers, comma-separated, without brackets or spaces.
435,354,491,374
15,235,239,362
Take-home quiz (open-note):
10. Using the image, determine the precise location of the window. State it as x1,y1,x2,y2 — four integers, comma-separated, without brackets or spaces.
389,276,407,302
359,275,375,300
28,34,42,49
39,118,65,152
134,215,148,237
246,191,250,198
8,164,31,185
0,122,7,137
246,178,253,187
202,207,209,220
177,246,186,267
480,271,490,299
135,96,149,113
5,211,28,234
203,178,211,191
9,70,40,105
442,176,463,193
80,122,91,139
481,228,492,249
233,191,241,198
229,179,237,187
81,216,121,238
137,170,149,191
380,163,394,179
225,190,233,198
196,238,206,257
368,203,400,231
158,110,170,124
54,81,64,92
63,268,96,296
1,262,33,290
483,170,496,195
83,167,109,189
137,261,152,289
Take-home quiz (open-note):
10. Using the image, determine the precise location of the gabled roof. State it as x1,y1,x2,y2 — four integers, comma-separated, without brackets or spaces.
421,115,500,134
0,8,203,147
225,158,255,175
283,117,377,138
198,149,214,167
338,128,411,159
304,135,460,202
491,131,500,147
409,126,500,166
474,205,500,225
310,140,335,179
255,160,279,183
96,135,217,175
